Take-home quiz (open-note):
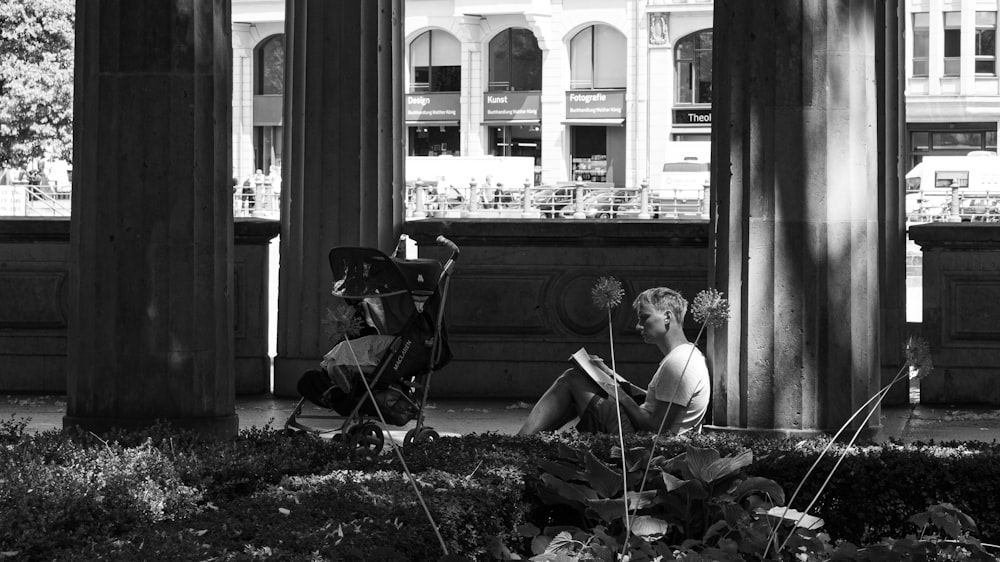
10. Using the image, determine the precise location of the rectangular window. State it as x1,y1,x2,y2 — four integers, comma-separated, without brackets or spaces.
935,171,969,188
944,11,961,76
976,12,996,75
913,13,929,76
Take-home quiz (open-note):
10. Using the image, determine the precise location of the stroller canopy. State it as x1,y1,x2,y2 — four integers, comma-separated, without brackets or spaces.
330,247,443,299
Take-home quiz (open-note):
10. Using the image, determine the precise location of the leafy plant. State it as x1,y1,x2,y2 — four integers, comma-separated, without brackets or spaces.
525,442,822,561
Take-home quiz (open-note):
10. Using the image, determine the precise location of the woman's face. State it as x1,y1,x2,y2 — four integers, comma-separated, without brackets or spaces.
634,302,668,343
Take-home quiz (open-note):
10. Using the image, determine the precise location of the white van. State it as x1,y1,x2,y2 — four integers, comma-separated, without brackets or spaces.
905,152,1000,222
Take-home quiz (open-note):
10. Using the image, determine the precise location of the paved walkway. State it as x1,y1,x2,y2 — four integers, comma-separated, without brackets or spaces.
4,393,1000,444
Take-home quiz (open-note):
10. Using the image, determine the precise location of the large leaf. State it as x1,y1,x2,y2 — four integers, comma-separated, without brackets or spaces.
625,490,659,511
732,476,785,505
584,451,622,498
530,535,551,556
538,473,599,507
661,472,689,492
556,442,585,463
630,515,672,538
662,451,694,479
586,497,628,524
623,447,651,472
586,490,659,525
696,449,753,484
761,506,825,530
683,445,721,481
536,459,586,483
545,531,579,554
910,502,978,539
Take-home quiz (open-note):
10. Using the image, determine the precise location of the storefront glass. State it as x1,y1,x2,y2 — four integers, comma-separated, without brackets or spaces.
408,126,460,156
489,125,541,185
570,127,608,182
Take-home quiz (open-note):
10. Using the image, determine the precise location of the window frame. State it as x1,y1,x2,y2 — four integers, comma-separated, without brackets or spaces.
255,34,286,96
943,11,961,77
975,11,997,76
569,24,626,90
674,30,713,105
408,30,462,93
488,28,543,92
912,12,930,77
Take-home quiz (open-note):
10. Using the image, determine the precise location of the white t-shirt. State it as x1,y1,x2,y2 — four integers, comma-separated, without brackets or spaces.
641,343,710,434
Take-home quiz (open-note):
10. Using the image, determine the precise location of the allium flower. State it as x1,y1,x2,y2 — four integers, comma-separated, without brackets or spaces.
690,289,731,328
591,276,625,311
905,335,934,380
322,302,364,343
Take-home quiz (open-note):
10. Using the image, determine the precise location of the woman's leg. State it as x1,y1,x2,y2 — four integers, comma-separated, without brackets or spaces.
518,369,602,435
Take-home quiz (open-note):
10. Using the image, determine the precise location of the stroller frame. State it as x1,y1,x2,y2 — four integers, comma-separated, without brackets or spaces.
284,235,459,457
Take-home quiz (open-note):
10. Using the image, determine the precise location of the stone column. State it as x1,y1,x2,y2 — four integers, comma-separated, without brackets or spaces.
274,0,404,395
877,0,909,406
67,0,236,437
709,1,887,433
232,23,256,182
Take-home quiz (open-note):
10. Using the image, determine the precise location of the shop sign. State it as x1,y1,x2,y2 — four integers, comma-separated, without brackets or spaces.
673,108,712,126
483,92,541,121
406,92,460,122
565,90,625,119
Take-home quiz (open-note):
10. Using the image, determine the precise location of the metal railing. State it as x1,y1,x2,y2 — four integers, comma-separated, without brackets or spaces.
233,187,280,218
906,189,1000,223
0,184,71,217
405,179,711,220
1,179,714,222
0,183,282,219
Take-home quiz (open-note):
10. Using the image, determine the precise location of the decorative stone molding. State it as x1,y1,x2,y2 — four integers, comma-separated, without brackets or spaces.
649,13,669,46
403,219,711,398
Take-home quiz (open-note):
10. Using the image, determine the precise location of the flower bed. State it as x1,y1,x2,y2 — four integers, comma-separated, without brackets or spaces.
2,416,999,561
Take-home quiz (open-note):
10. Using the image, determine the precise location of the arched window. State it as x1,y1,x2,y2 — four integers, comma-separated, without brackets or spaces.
256,35,285,95
569,25,626,89
488,28,542,91
675,30,712,104
409,30,461,92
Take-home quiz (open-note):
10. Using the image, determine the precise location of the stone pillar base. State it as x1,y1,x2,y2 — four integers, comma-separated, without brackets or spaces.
703,424,881,443
63,414,238,440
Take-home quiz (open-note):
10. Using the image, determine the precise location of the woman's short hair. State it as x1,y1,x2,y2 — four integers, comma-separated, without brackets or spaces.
632,287,687,323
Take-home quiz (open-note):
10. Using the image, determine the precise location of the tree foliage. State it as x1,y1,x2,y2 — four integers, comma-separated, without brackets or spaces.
0,0,74,170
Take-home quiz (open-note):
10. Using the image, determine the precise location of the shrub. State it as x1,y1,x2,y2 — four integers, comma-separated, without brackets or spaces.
0,438,202,559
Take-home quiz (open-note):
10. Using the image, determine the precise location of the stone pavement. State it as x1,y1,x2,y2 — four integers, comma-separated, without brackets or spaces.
4,393,1000,445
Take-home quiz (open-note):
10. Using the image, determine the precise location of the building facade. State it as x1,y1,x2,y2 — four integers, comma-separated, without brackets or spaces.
905,0,1000,169
232,0,714,191
231,0,1000,191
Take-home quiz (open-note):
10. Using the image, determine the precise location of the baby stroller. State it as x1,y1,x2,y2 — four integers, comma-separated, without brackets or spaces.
285,235,459,459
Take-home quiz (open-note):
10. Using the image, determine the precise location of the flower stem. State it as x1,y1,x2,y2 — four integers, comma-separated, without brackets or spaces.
608,309,631,537
622,316,709,558
766,366,909,557
344,339,449,557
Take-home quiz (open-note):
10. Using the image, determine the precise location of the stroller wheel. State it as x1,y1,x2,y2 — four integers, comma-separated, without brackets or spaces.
350,422,385,458
404,427,439,446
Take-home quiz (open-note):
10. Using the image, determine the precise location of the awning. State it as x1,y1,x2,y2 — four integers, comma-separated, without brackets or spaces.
483,119,541,125
406,121,460,127
561,118,624,126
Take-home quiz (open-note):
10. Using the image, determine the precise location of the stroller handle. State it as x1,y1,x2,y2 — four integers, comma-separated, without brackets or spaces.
436,235,460,260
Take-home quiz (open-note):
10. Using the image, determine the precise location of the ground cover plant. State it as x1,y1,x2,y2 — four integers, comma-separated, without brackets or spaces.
3,413,1000,561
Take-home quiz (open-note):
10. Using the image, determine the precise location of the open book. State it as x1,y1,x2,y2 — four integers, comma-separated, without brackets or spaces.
570,347,646,400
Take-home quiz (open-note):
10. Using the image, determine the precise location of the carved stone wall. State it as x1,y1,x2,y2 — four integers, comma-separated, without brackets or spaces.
403,220,711,399
910,223,1000,404
0,218,278,394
